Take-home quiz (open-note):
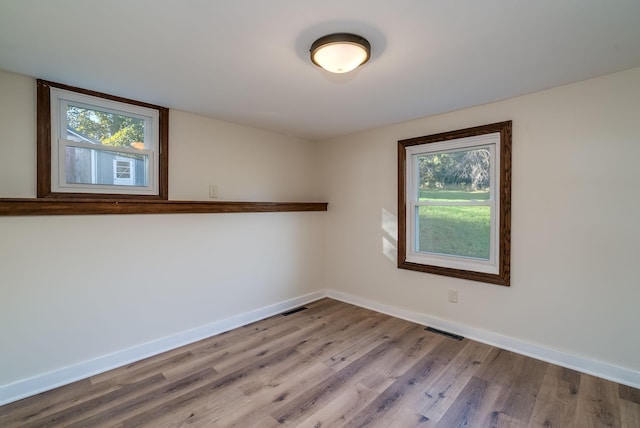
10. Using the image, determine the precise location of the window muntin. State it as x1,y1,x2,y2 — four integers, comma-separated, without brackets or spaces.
37,79,169,200
398,121,511,286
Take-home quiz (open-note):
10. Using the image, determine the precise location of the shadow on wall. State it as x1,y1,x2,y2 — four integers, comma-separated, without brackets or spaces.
382,208,397,264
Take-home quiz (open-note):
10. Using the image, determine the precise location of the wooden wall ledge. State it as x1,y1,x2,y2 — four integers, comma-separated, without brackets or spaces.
0,198,328,216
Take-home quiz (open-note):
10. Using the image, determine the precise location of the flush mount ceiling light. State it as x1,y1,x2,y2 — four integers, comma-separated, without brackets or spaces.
310,33,371,74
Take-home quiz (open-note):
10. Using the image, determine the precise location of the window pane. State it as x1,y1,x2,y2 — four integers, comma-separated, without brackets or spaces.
417,147,490,200
417,205,490,259
65,146,148,187
66,105,146,150
115,161,131,179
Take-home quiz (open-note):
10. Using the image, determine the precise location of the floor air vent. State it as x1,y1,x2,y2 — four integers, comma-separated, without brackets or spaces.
281,306,308,316
425,326,464,341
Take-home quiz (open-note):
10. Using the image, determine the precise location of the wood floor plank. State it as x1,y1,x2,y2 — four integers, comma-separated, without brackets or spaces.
528,365,581,427
212,306,383,376
173,297,339,360
420,339,495,421
1,298,638,427
443,380,505,428
384,405,433,427
64,367,219,428
619,399,640,428
253,415,282,428
574,374,622,428
291,309,406,365
118,345,302,427
161,324,301,380
214,363,337,427
322,314,405,370
295,382,379,427
270,340,399,425
163,300,363,382
342,336,466,427
620,383,640,405
129,382,249,428
0,378,121,427
16,373,167,428
347,343,420,397
358,324,443,393
476,347,528,387
432,376,491,428
90,350,196,386
480,352,548,426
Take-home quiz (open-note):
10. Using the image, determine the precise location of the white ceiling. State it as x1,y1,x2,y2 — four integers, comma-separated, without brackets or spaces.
1,1,640,141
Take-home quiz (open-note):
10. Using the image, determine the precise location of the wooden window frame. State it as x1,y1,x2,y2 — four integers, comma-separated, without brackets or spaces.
37,79,169,200
398,121,512,286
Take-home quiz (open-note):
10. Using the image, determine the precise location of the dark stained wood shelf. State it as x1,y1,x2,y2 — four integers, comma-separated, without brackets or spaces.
0,198,328,216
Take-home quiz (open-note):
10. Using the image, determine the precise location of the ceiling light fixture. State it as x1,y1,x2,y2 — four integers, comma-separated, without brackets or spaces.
310,33,371,74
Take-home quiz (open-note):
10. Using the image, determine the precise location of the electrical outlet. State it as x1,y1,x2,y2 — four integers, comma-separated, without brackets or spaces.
209,184,218,199
448,289,458,303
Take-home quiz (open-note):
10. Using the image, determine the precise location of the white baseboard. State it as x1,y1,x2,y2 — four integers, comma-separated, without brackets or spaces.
326,289,640,390
2,288,638,406
0,290,325,406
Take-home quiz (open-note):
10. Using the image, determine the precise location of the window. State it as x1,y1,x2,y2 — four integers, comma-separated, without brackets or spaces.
113,158,136,186
37,80,169,199
398,121,511,286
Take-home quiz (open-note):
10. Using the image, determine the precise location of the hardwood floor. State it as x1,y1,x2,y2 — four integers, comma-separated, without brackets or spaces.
1,298,638,427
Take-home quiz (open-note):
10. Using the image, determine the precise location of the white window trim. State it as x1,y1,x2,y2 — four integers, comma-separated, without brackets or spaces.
50,87,159,195
404,133,501,274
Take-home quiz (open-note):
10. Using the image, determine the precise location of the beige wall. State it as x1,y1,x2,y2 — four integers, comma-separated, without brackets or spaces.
168,109,321,202
320,67,640,373
2,65,639,394
0,70,325,386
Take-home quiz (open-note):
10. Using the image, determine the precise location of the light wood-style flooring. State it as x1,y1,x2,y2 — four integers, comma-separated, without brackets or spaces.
1,298,639,427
